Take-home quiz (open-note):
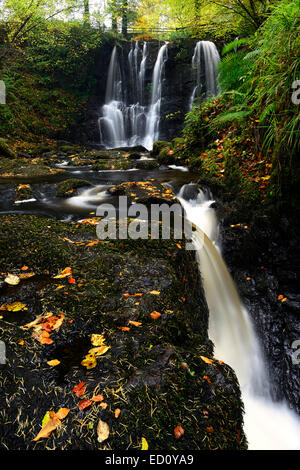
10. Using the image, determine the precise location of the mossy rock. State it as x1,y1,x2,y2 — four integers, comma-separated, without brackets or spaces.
0,214,247,450
151,141,171,157
56,179,92,198
135,159,159,170
0,138,17,159
157,147,175,165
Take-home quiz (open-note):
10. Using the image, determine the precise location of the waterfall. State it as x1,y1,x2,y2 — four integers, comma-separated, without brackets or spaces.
144,43,168,150
178,184,300,450
99,42,168,151
190,41,220,109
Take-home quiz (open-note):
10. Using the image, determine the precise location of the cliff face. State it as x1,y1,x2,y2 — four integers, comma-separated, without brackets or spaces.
75,39,208,146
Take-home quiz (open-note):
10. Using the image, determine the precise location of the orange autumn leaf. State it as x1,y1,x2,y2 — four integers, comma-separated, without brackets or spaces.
278,295,284,300
206,426,214,434
174,425,184,440
55,408,70,420
118,327,131,332
21,266,29,271
203,375,212,384
200,356,214,365
33,415,61,441
86,241,99,247
92,394,104,402
47,360,60,367
150,311,161,320
68,277,76,284
78,399,92,411
99,402,108,410
128,321,142,327
114,408,121,418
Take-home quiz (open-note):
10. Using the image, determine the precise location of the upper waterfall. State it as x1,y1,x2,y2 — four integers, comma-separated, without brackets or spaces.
190,40,220,109
99,41,168,151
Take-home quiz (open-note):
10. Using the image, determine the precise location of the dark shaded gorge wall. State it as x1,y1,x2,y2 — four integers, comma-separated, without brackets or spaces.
74,39,214,146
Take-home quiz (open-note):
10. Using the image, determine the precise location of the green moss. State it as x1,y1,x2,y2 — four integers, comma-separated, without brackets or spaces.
56,178,92,197
151,141,171,157
0,138,17,158
0,213,246,450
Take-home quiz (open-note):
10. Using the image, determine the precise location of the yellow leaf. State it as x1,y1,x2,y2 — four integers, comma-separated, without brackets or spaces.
47,360,60,367
42,412,51,428
0,301,27,312
91,334,105,346
97,419,110,443
81,354,97,369
88,346,110,357
149,290,160,295
200,356,214,365
141,437,149,450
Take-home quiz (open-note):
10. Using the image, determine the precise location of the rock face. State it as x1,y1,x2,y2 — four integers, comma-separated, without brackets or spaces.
74,39,211,146
218,203,300,414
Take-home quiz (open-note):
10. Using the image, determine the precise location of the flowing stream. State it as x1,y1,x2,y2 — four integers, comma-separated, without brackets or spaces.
178,184,300,450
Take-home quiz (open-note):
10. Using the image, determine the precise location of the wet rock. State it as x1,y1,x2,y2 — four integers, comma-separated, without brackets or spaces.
56,179,93,198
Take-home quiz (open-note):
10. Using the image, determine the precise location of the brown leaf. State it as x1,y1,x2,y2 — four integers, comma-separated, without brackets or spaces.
97,419,110,443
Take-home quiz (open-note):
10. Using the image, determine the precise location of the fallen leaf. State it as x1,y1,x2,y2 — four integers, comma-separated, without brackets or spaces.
114,408,121,418
0,301,27,312
68,277,76,284
20,272,35,280
99,402,108,410
55,408,70,420
174,426,184,440
81,354,97,370
92,395,104,402
72,382,86,397
149,290,160,295
4,274,20,285
47,360,60,367
33,415,61,441
79,399,92,411
150,311,161,320
118,327,131,331
21,266,29,271
128,321,142,327
18,340,25,345
53,267,72,279
206,426,214,434
91,334,105,346
141,437,149,450
86,241,99,247
88,346,110,357
203,375,212,384
200,356,214,365
97,419,110,443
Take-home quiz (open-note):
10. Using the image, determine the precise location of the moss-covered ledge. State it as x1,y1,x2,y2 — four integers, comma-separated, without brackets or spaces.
0,215,246,450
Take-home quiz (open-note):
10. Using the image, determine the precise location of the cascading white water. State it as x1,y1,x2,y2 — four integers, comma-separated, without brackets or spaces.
190,41,220,109
99,42,168,151
178,184,300,450
143,43,168,150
